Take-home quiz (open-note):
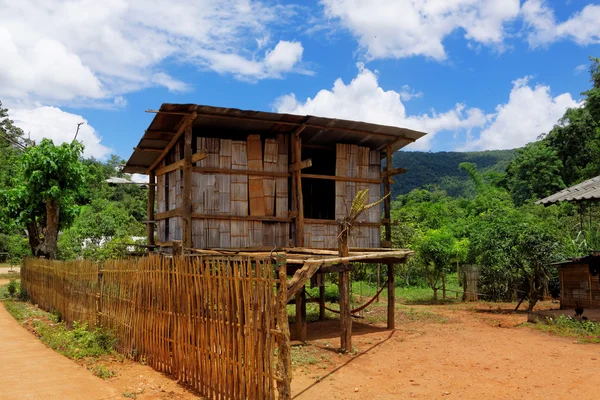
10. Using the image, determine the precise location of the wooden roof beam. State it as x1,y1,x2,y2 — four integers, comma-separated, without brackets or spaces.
145,111,197,174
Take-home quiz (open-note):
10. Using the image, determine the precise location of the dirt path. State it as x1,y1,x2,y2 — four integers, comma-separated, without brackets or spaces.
0,303,121,400
292,304,600,399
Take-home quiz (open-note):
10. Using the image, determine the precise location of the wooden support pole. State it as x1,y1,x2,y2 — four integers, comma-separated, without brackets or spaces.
295,289,307,342
292,135,305,247
338,225,351,352
147,170,156,252
387,262,395,329
319,285,326,321
277,264,292,400
384,144,395,329
182,124,193,251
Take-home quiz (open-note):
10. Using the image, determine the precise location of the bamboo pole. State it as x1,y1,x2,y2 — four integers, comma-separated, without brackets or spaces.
147,171,156,252
384,145,395,329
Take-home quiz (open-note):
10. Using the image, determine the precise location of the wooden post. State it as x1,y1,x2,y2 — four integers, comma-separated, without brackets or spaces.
384,145,395,329
96,264,103,327
276,264,292,400
319,285,326,321
387,262,395,329
292,135,305,247
182,124,193,251
338,225,352,352
376,265,380,302
295,289,307,342
147,171,156,253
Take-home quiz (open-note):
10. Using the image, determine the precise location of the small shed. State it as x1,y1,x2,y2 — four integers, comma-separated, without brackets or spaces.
553,254,600,309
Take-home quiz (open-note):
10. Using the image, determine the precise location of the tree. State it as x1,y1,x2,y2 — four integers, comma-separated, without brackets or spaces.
414,228,457,301
506,141,565,205
1,139,86,259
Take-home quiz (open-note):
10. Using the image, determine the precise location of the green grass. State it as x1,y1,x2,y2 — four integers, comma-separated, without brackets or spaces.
89,364,116,380
525,315,600,343
2,298,117,359
291,345,333,371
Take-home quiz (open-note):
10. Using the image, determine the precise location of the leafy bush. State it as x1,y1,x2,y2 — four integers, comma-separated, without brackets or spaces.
7,278,17,297
35,320,117,359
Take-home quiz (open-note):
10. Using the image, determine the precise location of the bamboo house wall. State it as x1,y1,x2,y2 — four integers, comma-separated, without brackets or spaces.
124,104,427,253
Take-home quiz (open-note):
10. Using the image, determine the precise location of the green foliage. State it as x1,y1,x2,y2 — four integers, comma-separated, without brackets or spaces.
3,299,117,359
506,141,565,205
413,228,457,300
7,278,18,297
528,315,600,343
90,364,116,380
391,149,516,197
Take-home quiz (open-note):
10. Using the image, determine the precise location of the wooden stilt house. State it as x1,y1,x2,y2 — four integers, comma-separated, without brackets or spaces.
124,103,427,349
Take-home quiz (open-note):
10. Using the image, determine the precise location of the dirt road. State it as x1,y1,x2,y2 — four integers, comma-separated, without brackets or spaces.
0,303,121,400
292,304,600,399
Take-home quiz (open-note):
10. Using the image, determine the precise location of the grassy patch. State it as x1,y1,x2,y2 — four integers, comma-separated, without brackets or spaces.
3,299,116,359
525,315,600,343
0,272,20,280
90,364,116,380
291,345,333,371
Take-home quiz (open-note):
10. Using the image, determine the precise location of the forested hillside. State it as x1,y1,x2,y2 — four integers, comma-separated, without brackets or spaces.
391,149,516,197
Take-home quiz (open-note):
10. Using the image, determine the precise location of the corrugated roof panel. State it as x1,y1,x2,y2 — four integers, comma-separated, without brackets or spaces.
537,176,600,205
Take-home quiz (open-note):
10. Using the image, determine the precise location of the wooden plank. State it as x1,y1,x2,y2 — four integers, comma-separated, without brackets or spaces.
192,167,289,177
288,159,312,172
146,111,197,174
293,135,304,247
147,171,156,251
182,125,193,250
192,213,291,222
155,151,207,176
247,135,266,216
155,207,182,220
263,138,278,217
381,167,407,177
134,147,163,153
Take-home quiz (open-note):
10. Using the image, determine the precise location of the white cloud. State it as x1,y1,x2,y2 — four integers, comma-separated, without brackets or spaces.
129,174,149,184
522,0,600,47
274,64,578,152
9,106,112,159
320,0,521,60
0,0,307,105
462,76,579,150
274,64,489,150
574,64,588,75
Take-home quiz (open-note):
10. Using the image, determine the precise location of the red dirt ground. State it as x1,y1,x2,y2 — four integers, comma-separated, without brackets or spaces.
291,302,600,400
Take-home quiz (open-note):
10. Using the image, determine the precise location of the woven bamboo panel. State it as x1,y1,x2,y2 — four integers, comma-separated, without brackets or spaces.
335,144,382,248
21,255,290,400
275,134,290,246
231,140,249,246
263,138,278,217
247,135,266,217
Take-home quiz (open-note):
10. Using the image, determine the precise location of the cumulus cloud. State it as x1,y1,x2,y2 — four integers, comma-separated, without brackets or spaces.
274,64,489,150
320,0,521,60
274,64,578,152
9,106,112,159
462,76,579,150
522,0,600,47
0,0,308,105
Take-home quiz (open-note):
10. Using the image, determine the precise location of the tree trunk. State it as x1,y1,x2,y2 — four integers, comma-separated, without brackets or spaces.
442,271,446,300
432,287,438,302
25,222,41,256
40,199,59,259
526,275,539,313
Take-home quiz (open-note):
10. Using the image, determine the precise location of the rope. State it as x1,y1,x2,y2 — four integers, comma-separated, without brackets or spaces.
304,280,389,316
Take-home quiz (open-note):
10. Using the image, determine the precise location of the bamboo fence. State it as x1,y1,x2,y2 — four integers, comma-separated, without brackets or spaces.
21,255,291,400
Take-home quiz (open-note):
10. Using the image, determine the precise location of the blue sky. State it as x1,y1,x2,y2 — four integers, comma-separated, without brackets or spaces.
1,0,599,163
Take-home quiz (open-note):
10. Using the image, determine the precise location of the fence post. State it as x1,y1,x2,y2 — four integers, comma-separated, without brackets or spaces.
97,263,103,327
276,262,291,400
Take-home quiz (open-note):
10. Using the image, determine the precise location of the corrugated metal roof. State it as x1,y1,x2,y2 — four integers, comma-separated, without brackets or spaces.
123,103,427,174
536,176,600,205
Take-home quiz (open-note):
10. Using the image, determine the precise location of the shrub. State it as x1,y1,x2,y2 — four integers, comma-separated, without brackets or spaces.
7,279,18,297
